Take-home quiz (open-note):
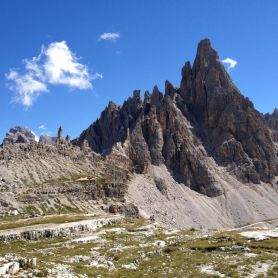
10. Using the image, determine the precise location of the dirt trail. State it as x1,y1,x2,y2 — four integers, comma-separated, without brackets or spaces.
228,218,278,231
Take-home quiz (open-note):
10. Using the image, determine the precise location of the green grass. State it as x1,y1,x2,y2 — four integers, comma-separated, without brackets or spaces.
38,174,112,187
0,217,277,277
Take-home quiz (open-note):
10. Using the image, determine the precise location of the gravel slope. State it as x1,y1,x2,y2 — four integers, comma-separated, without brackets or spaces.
127,165,278,229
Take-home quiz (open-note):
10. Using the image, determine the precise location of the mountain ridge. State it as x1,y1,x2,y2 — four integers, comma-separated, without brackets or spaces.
76,38,278,196
1,38,278,229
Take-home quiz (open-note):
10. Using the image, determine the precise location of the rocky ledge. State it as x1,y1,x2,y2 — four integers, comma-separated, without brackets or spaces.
0,216,122,241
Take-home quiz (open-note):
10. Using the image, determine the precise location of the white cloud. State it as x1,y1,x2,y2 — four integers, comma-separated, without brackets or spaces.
6,70,47,107
43,41,92,89
222,57,237,71
5,41,102,107
39,124,46,130
98,32,120,41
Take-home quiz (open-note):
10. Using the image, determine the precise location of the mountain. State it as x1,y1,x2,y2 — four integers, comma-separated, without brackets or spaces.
1,39,278,229
2,126,37,145
74,39,278,228
77,39,278,192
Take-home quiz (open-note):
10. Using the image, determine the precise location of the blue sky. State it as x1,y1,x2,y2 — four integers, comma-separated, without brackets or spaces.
0,1,278,141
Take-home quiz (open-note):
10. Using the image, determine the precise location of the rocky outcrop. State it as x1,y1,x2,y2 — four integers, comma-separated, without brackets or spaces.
76,39,278,196
0,261,20,276
0,217,120,241
0,255,36,276
2,126,37,145
265,108,278,142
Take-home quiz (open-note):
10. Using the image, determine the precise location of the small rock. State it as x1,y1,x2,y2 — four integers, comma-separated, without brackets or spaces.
218,245,250,252
122,263,138,270
9,262,20,274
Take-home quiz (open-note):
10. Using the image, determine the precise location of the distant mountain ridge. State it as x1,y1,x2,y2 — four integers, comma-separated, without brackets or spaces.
3,126,36,145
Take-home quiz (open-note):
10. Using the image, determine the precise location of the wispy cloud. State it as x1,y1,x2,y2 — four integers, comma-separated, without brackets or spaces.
5,41,102,107
37,125,52,138
98,32,120,41
39,124,46,130
222,57,237,71
91,73,103,80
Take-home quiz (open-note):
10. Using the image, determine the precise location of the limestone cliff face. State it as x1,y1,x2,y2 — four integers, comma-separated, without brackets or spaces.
76,39,278,197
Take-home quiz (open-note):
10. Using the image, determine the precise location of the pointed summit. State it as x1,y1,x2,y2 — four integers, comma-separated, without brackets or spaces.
193,38,224,79
107,101,119,112
196,38,215,56
151,85,163,105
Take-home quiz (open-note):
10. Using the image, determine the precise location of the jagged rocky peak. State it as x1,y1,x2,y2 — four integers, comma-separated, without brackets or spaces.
76,38,278,197
180,39,278,184
107,101,119,112
151,85,163,105
193,38,219,71
165,80,176,97
2,126,37,145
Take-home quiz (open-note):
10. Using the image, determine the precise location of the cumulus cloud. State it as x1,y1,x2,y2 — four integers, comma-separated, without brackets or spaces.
222,57,237,71
43,41,92,89
5,41,102,107
98,32,120,41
